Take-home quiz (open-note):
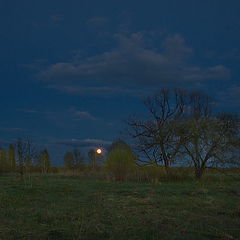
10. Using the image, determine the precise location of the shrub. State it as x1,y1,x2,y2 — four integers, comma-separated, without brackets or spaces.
105,148,136,181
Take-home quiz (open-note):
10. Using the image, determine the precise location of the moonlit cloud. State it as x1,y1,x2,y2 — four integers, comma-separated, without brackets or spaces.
40,32,231,96
56,138,112,148
68,108,97,120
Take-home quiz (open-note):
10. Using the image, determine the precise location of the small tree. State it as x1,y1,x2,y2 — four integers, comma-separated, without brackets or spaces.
88,149,96,169
0,149,8,174
8,144,16,172
105,145,136,181
15,138,36,176
108,139,133,153
38,149,51,174
208,114,240,169
64,152,74,172
72,148,84,171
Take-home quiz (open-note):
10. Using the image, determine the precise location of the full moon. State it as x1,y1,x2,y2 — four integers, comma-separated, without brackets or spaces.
96,148,102,154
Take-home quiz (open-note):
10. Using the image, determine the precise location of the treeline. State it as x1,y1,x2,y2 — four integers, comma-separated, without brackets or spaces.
63,148,104,173
0,137,239,182
0,140,104,176
0,144,16,174
0,139,52,175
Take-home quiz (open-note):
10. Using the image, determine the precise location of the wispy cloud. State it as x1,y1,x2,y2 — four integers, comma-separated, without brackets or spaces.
18,107,97,122
0,127,25,132
68,108,97,120
86,17,108,29
50,14,64,24
48,85,147,97
17,109,42,114
55,138,112,148
218,86,240,107
33,13,64,29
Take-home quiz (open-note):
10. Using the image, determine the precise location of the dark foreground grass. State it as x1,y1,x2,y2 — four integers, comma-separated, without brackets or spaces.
0,174,239,240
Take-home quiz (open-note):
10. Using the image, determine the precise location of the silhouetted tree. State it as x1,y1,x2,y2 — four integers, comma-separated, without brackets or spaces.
126,88,187,173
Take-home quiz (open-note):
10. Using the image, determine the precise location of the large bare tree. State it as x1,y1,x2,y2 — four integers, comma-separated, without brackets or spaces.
126,88,188,173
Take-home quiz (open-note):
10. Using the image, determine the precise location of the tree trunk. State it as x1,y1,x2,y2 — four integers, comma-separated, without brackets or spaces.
194,167,204,180
160,145,171,175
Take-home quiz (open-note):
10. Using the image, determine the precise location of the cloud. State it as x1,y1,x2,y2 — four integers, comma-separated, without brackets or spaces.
18,108,97,121
18,109,42,114
206,48,240,60
48,85,147,97
218,86,240,107
85,17,111,40
50,14,64,24
33,14,64,29
56,138,112,148
86,17,108,29
39,32,231,95
183,65,230,81
68,108,97,120
0,127,25,132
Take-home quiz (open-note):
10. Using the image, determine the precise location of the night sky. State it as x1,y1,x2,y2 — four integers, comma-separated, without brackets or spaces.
1,0,240,164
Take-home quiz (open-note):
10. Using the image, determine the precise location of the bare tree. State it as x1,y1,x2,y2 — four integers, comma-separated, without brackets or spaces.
126,88,239,179
88,149,96,169
209,113,240,168
37,149,51,174
126,89,188,173
182,92,240,179
72,148,84,170
15,138,36,176
64,151,74,172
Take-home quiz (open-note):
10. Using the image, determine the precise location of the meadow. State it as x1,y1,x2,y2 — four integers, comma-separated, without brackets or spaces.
0,172,239,240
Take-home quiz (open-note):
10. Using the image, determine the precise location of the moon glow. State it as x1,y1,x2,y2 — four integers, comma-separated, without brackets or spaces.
96,148,102,154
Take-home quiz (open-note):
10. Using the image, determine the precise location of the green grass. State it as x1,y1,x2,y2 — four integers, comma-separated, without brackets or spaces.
0,174,239,240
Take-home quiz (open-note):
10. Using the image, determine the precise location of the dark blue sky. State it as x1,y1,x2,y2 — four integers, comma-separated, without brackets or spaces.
0,0,240,164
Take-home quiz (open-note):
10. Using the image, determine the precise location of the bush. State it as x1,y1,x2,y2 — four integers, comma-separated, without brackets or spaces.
105,149,136,181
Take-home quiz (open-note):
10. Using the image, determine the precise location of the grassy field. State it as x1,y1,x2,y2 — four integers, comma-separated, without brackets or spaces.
0,174,239,240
